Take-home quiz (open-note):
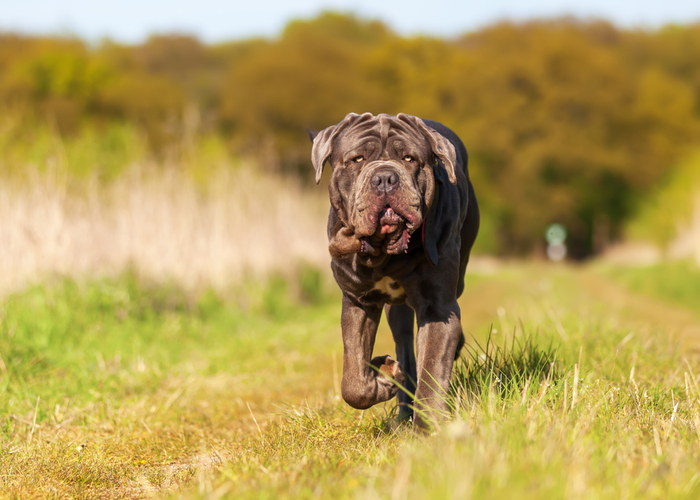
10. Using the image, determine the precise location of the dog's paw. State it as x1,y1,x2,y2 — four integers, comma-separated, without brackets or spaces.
371,355,406,385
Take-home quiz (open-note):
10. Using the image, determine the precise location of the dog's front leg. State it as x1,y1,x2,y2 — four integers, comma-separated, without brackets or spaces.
413,298,462,430
340,295,406,409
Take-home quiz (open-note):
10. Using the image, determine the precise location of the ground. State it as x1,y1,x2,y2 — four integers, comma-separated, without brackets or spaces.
1,262,700,499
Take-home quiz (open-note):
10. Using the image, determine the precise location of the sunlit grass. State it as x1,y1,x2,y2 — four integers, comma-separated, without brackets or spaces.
451,330,561,402
0,272,343,498
2,265,700,498
188,281,700,499
603,260,700,314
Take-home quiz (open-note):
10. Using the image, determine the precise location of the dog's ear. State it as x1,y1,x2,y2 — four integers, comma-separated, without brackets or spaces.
310,113,371,184
397,113,457,184
310,125,339,184
307,129,319,142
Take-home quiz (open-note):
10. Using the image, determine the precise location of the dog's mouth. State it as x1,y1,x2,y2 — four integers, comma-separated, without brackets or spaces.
359,205,413,255
379,206,404,234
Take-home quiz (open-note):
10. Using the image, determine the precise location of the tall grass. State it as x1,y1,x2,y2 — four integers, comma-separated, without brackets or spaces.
0,163,330,296
451,331,560,403
0,111,334,296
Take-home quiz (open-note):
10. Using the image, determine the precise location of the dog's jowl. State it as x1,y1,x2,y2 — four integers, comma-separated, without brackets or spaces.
309,113,479,429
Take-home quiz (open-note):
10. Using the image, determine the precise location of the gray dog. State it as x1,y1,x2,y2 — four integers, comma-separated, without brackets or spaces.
309,112,479,429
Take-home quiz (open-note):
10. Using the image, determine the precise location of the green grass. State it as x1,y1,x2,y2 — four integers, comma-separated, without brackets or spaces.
451,331,561,403
2,264,700,498
0,270,335,410
0,271,345,497
603,260,700,314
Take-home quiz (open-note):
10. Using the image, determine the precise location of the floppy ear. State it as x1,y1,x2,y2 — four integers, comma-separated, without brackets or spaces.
310,125,339,184
310,113,375,184
310,113,363,184
397,113,457,184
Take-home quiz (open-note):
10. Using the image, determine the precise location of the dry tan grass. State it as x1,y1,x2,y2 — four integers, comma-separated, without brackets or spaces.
0,163,330,296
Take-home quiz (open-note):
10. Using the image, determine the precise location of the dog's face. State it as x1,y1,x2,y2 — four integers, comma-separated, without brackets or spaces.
311,113,457,256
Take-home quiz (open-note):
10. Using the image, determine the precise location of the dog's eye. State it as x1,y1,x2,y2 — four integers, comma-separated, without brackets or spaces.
403,155,414,162
352,156,365,163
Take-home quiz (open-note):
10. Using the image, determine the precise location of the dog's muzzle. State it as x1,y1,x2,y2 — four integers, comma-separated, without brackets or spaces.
352,163,422,255
370,169,399,193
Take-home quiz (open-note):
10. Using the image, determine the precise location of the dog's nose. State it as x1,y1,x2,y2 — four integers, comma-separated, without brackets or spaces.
371,170,399,193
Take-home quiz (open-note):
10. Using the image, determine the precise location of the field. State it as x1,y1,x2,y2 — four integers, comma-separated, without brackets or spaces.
2,259,700,499
3,14,700,499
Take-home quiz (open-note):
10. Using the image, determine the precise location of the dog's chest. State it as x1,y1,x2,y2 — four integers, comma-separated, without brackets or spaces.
372,276,406,300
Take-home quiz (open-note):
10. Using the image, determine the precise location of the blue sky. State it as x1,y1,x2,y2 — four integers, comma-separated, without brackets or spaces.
2,0,700,43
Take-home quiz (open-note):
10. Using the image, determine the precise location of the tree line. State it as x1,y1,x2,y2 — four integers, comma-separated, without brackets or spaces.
1,12,699,257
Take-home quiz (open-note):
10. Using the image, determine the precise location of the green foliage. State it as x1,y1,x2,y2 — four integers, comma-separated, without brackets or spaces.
470,208,499,254
2,15,700,255
0,116,147,180
220,13,397,170
260,275,292,319
627,151,700,246
298,265,324,305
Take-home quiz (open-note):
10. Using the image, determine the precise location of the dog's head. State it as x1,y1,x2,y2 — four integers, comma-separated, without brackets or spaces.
310,113,457,256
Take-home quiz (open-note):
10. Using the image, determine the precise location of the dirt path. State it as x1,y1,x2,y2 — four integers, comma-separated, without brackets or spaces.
576,269,700,350
457,263,700,353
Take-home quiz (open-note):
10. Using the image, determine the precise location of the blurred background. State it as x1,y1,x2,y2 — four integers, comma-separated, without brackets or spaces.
1,1,700,294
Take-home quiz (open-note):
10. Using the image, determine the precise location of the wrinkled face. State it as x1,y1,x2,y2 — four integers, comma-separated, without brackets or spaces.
331,117,431,254
312,113,457,257
322,114,437,255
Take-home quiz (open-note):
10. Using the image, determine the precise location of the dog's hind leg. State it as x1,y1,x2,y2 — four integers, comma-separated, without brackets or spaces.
385,303,417,422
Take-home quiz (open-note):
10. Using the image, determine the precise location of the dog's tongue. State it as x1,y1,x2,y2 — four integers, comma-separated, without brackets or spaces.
357,206,409,256
361,227,411,255
379,207,404,234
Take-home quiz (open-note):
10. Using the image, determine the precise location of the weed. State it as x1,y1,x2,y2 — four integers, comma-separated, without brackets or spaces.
452,329,561,402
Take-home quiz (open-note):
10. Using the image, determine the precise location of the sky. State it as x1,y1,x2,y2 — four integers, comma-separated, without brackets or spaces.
1,0,700,43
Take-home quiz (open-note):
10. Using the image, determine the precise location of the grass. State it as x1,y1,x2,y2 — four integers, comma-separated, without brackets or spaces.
0,115,332,297
2,263,700,498
0,271,345,497
451,330,561,402
602,260,700,315
0,163,330,297
2,90,699,499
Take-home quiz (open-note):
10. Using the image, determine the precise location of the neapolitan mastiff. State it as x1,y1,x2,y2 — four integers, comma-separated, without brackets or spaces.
309,113,479,429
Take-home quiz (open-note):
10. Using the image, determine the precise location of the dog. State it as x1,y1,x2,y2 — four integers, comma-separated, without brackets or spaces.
309,113,479,429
